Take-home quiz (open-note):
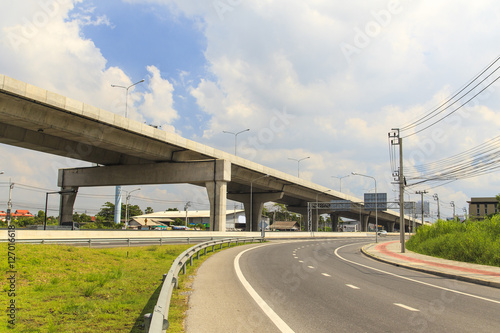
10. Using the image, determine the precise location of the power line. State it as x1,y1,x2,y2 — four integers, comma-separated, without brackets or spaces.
398,54,500,137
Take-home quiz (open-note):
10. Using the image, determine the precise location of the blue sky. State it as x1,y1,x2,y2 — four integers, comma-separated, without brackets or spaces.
0,0,499,220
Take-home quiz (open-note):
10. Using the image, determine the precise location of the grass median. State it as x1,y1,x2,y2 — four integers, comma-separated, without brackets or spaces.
1,242,234,332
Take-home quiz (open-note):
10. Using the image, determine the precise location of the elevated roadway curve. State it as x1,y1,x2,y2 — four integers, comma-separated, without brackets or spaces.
187,239,500,332
0,74,415,231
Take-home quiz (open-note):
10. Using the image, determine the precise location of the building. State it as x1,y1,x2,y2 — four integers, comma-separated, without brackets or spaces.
0,210,34,221
131,209,264,231
270,221,300,231
467,197,498,219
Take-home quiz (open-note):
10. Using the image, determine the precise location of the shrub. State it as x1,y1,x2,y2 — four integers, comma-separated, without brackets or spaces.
407,217,500,267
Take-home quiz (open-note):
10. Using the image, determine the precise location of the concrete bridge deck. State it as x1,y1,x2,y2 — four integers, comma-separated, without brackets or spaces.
0,74,416,232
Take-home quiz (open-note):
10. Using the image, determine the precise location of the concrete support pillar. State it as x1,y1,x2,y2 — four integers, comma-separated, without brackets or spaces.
330,213,340,232
388,221,395,232
361,214,370,232
312,210,319,232
229,192,284,231
59,187,78,224
205,181,227,232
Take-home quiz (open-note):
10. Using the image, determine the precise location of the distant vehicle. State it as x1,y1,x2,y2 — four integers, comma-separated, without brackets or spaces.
171,225,193,230
377,230,388,236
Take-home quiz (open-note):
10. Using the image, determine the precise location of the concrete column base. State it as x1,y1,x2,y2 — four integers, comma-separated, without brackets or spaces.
205,181,227,232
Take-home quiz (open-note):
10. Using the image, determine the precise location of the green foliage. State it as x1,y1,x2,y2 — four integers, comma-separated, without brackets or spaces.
96,201,144,222
172,218,185,226
407,216,500,266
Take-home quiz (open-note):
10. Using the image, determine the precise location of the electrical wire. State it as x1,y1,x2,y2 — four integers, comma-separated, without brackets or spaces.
399,55,500,134
402,75,500,138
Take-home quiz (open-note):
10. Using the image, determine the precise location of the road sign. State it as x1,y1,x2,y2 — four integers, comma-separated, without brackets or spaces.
364,193,387,211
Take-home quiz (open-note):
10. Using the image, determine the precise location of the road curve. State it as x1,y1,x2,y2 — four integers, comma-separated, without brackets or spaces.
186,238,500,332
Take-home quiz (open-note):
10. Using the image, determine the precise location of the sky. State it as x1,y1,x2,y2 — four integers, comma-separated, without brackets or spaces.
0,0,499,220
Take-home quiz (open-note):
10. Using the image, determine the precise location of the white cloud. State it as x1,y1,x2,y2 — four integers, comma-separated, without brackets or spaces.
139,65,179,132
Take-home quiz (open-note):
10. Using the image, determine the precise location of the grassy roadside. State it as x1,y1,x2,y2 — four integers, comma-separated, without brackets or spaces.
406,216,500,267
0,242,233,332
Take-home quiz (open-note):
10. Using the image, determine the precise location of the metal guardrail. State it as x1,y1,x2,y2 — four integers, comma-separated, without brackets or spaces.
0,237,236,247
144,237,264,332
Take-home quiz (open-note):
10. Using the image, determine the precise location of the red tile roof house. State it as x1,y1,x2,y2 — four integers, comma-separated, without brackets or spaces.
0,210,34,220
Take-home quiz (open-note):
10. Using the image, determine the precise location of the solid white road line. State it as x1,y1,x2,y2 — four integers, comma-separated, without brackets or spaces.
235,245,295,333
394,303,420,312
334,242,500,305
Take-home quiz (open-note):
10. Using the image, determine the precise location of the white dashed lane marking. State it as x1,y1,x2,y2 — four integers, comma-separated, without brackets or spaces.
394,303,419,312
346,284,360,290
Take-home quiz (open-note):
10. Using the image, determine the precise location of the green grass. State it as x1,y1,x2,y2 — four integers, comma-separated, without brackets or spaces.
406,215,500,267
0,243,228,332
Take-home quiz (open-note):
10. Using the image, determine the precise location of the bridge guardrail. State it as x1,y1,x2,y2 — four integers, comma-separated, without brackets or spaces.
144,237,264,332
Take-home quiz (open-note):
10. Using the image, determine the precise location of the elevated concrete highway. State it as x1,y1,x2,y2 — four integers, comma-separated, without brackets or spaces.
0,74,416,232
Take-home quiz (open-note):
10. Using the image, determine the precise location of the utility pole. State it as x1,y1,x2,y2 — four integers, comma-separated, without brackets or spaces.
433,193,440,220
7,179,13,227
184,201,191,228
415,190,428,225
450,201,455,221
389,129,405,253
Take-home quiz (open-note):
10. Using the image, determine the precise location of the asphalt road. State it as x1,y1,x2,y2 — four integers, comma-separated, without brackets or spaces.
188,237,500,332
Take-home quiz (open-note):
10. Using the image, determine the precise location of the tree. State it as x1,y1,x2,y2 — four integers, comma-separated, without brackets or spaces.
97,202,143,222
145,206,154,214
97,202,116,221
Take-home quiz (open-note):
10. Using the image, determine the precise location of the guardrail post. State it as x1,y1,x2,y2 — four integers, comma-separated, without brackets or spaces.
182,263,186,275
128,239,131,247
190,255,193,266
160,238,163,246
197,250,200,260
204,247,207,255
188,237,190,244
88,239,91,248
144,313,152,332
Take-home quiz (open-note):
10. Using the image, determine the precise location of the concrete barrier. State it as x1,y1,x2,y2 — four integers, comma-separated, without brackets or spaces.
1,229,373,241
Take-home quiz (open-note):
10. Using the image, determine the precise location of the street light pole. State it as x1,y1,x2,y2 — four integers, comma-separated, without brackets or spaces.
223,129,250,156
125,188,141,229
111,79,145,118
250,174,269,236
332,175,350,192
352,172,378,243
111,79,144,226
288,156,310,178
